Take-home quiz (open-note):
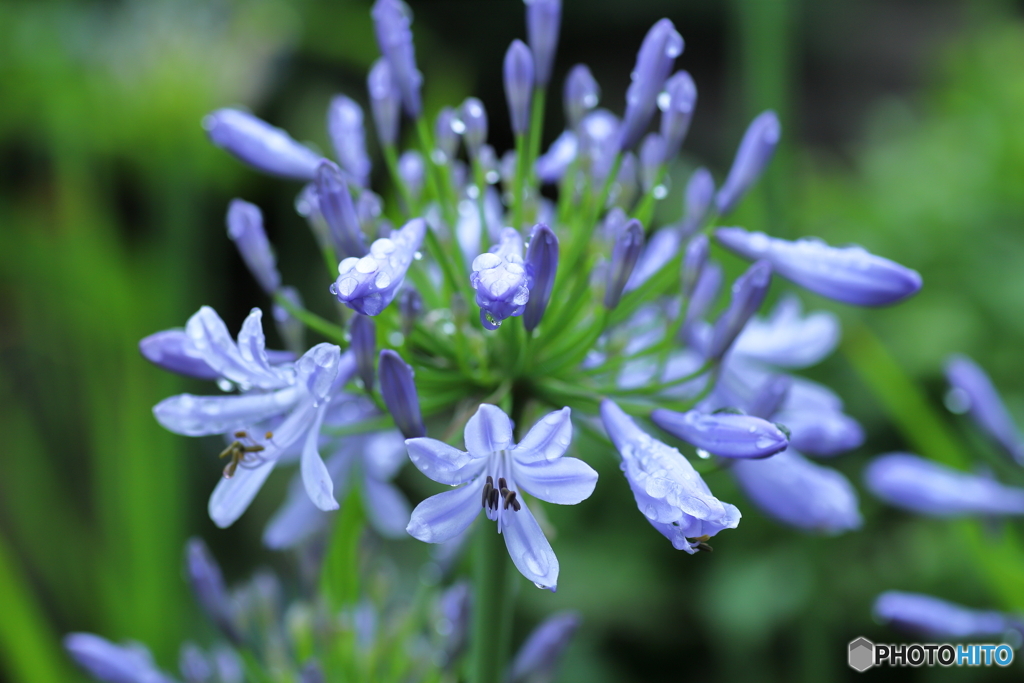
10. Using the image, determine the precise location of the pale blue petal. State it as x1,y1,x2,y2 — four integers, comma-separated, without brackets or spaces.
263,450,352,549
514,407,573,463
295,343,344,401
730,295,840,368
464,404,514,455
236,308,277,377
501,502,558,590
209,456,278,528
406,477,486,543
300,404,338,512
186,306,289,389
138,329,219,380
153,387,301,436
776,408,864,456
360,430,407,480
363,472,411,538
406,438,486,485
513,457,597,505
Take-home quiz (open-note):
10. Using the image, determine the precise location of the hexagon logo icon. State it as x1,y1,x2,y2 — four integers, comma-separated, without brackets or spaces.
848,637,874,672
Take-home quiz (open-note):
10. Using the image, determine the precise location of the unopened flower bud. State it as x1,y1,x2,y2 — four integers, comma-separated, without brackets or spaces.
650,408,788,459
524,223,559,331
434,106,460,162
509,612,580,683
680,167,714,237
946,355,1024,465
372,0,423,117
639,133,665,192
327,95,371,187
350,314,377,392
659,70,696,161
273,286,306,356
525,0,562,86
715,110,780,215
399,288,423,336
379,349,425,438
459,97,488,159
398,150,425,203
226,199,280,294
332,217,425,316
564,64,599,129
203,108,323,180
316,160,368,259
186,537,242,644
604,219,644,309
504,39,535,136
707,260,772,359
471,228,530,329
618,19,683,152
368,58,401,147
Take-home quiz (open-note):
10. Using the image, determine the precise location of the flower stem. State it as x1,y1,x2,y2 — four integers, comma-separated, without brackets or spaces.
469,517,516,683
272,292,348,347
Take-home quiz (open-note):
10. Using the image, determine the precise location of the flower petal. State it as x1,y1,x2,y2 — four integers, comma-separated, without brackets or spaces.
514,407,573,463
209,457,278,528
186,306,288,389
263,450,353,549
730,295,840,368
514,457,597,505
361,430,408,481
406,477,486,543
406,438,486,485
464,404,514,455
153,387,301,436
501,502,559,590
139,329,219,380
236,308,278,378
363,472,411,538
300,404,338,512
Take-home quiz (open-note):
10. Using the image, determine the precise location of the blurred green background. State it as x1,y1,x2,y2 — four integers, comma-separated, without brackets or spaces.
3,0,1024,681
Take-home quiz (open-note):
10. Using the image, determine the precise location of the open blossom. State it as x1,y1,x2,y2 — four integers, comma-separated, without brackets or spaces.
150,306,348,527
602,400,740,552
405,404,597,589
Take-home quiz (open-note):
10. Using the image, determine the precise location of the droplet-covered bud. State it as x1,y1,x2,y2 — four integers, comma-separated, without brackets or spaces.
379,349,426,438
618,19,683,152
350,314,377,392
315,160,368,259
372,0,423,118
204,108,323,180
707,260,772,359
650,408,789,459
434,106,460,162
564,64,599,129
368,58,401,147
470,227,530,329
604,219,644,309
327,95,372,187
715,110,780,215
659,70,697,161
504,39,535,136
680,167,715,237
523,223,559,331
460,97,488,159
524,0,562,86
332,218,426,316
226,199,280,295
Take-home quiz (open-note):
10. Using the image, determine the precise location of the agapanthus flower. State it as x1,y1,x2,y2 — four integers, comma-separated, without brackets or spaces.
714,110,780,215
405,404,598,589
602,400,740,552
864,452,1024,517
203,108,323,181
331,217,426,316
524,0,561,87
874,591,1022,639
372,0,423,118
508,611,580,683
680,166,714,237
470,227,531,329
945,354,1024,465
563,64,599,129
618,19,683,151
650,407,789,460
150,306,346,527
226,199,281,295
64,633,177,683
658,71,696,161
327,95,372,187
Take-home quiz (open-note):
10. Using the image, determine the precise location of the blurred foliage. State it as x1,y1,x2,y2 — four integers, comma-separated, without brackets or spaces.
3,0,1024,682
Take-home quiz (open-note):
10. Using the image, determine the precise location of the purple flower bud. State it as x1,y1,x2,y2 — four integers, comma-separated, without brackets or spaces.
945,354,1024,465
509,612,580,683
203,108,323,180
680,167,715,237
350,314,376,392
315,160,368,259
874,591,1015,639
470,227,530,329
715,227,922,307
681,234,709,300
525,0,561,86
604,219,644,309
625,226,680,293
139,330,219,380
300,662,326,683
399,287,423,336
272,286,306,355
578,109,619,182
651,408,788,459
731,449,862,533
564,64,599,129
356,190,384,238
639,133,666,192
398,150,425,203
378,349,425,438
368,58,401,147
715,110,780,215
523,224,559,331
64,633,176,683
434,106,460,162
535,130,577,184
775,408,864,456
438,581,471,665
372,0,422,118
459,97,488,159
327,95,371,187
684,260,722,329
179,643,211,683
747,375,792,420
618,19,684,152
864,453,1024,517
332,218,426,316
707,260,772,359
186,537,242,644
226,199,280,294
659,71,697,160
614,151,639,208
504,39,535,136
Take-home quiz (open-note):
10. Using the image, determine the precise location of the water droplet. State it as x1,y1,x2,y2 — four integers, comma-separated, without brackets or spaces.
748,426,757,434
696,448,711,459
442,322,456,335
329,282,339,296
338,277,358,297
216,378,234,392
485,170,500,184
521,550,546,576
413,251,423,261
644,504,658,519
653,185,668,199
430,149,448,165
374,271,392,289
388,331,404,346
657,91,671,111
755,437,775,449
356,256,378,274
451,118,467,134
945,388,971,414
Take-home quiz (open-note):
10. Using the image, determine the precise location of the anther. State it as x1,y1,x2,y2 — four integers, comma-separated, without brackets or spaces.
503,490,521,512
696,542,713,553
482,476,494,509
234,430,248,438
264,431,274,440
488,487,500,510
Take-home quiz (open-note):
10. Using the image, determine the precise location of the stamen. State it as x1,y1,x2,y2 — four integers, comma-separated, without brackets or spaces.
482,476,495,509
503,489,521,511
488,487,500,510
234,430,248,438
696,542,713,553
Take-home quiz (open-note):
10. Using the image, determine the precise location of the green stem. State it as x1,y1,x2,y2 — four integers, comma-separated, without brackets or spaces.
512,133,528,229
469,517,516,683
273,292,348,347
631,164,668,226
525,89,547,210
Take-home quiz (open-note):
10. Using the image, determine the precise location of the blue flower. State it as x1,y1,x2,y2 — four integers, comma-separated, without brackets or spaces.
508,611,580,683
470,227,531,329
331,217,426,316
714,110,780,215
203,108,323,180
64,633,177,683
151,306,347,527
874,591,1020,639
945,354,1024,465
405,404,597,589
650,407,788,460
601,400,740,552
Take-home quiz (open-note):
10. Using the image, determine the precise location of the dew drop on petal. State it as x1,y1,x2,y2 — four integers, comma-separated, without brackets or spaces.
374,271,392,289
945,387,971,414
216,378,234,392
653,185,668,199
696,448,711,459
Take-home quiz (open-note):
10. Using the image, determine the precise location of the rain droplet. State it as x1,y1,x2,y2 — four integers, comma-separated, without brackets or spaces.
216,378,234,392
945,388,971,414
374,271,392,289
653,185,668,199
696,448,711,459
